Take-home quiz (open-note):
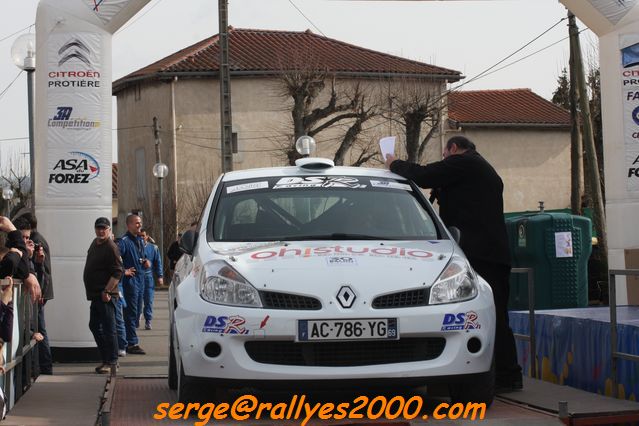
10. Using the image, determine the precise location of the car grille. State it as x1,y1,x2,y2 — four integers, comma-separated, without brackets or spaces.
372,289,428,309
244,338,446,367
260,291,322,310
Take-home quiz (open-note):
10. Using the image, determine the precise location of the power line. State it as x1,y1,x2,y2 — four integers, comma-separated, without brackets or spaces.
0,24,34,44
451,17,568,92
116,0,166,35
287,0,326,36
0,137,28,143
480,28,589,81
0,70,24,102
0,125,153,143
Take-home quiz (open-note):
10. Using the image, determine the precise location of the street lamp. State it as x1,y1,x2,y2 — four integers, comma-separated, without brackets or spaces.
152,162,169,264
2,187,14,217
11,33,36,207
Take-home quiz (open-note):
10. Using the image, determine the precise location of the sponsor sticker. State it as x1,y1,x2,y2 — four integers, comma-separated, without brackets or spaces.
47,33,101,91
202,315,249,334
48,106,101,131
326,256,357,266
441,311,481,331
273,176,366,189
48,151,100,185
370,180,412,191
226,181,269,194
248,246,434,261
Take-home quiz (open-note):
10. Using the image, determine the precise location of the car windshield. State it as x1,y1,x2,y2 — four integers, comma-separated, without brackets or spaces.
210,175,440,242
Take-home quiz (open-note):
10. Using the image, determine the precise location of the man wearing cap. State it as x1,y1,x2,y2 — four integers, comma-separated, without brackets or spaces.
83,217,123,374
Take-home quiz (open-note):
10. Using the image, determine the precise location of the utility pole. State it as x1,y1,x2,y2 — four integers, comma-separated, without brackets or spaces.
218,0,233,173
568,12,607,260
152,116,166,263
153,116,161,164
568,12,583,215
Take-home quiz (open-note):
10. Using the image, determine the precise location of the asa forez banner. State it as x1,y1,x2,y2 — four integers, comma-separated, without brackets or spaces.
46,149,102,197
46,32,102,198
621,36,639,192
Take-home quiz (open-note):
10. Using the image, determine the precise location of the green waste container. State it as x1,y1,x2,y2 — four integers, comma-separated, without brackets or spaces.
505,211,592,310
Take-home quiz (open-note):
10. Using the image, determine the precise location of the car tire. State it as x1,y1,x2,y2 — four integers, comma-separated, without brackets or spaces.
177,360,198,404
448,358,495,407
168,326,177,390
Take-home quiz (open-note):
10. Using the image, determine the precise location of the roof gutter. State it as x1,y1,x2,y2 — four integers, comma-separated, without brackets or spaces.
452,121,571,129
113,69,463,94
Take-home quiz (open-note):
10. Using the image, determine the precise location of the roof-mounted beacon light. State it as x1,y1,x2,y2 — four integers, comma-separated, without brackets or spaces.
294,136,334,169
295,135,316,157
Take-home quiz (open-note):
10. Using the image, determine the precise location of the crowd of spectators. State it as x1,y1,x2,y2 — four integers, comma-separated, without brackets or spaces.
0,211,187,379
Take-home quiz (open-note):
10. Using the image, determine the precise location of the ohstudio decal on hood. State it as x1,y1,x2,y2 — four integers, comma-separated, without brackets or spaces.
247,245,435,261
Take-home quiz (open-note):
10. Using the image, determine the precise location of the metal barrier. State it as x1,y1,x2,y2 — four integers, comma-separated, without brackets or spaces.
608,268,639,399
510,267,537,378
0,280,39,412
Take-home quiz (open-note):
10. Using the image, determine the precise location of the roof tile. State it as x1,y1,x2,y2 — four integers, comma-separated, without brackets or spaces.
448,89,570,127
115,28,461,86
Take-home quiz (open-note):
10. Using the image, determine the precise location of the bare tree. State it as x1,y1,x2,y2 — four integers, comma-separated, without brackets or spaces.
382,78,444,163
274,54,378,166
178,168,216,230
1,152,31,218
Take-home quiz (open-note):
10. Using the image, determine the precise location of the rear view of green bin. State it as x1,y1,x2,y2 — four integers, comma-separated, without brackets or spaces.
506,212,592,310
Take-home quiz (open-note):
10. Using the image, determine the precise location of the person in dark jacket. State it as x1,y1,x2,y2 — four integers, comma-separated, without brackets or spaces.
386,135,522,391
0,216,31,374
0,248,16,345
83,217,123,374
0,217,31,281
14,214,54,375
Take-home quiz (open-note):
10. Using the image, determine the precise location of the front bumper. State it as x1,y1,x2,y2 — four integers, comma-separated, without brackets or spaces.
174,280,495,382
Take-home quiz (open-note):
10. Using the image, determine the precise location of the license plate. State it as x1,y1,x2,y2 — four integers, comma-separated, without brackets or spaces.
297,318,398,341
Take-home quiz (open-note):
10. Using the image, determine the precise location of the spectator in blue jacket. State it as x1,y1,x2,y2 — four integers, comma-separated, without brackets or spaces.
117,214,148,355
112,236,127,358
138,229,163,330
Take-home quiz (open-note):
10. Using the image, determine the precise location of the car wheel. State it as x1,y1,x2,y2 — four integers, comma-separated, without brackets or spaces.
177,360,198,404
168,326,177,390
448,358,495,406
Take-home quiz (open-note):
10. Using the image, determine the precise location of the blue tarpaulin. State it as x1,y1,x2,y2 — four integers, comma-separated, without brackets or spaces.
510,306,639,400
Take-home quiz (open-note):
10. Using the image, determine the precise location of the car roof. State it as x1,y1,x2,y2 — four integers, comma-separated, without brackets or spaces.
221,160,406,182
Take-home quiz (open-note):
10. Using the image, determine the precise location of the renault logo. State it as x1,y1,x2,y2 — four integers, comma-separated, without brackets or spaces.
336,286,356,309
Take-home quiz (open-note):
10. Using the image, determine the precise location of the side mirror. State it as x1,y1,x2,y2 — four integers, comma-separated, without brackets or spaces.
179,230,198,256
448,226,461,244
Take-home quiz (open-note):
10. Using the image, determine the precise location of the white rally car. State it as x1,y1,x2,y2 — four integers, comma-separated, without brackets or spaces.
169,154,496,405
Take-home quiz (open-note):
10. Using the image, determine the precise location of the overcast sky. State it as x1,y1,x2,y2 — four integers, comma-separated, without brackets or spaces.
0,0,595,169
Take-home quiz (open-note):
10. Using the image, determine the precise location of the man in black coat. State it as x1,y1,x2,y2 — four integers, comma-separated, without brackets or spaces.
16,213,54,375
386,135,522,391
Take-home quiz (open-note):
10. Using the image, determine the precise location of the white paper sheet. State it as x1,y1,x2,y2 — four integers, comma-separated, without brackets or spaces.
379,136,396,160
555,231,573,258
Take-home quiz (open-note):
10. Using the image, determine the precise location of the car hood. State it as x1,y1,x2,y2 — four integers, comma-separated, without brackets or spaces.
205,240,456,294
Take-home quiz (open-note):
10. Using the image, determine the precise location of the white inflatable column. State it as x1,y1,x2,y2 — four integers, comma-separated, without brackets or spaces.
35,0,149,352
561,0,639,305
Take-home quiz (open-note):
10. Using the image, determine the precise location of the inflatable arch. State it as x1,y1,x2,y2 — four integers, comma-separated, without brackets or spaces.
34,0,639,351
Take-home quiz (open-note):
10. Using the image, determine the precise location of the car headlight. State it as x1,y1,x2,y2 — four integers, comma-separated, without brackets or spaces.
429,255,478,304
199,260,262,307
